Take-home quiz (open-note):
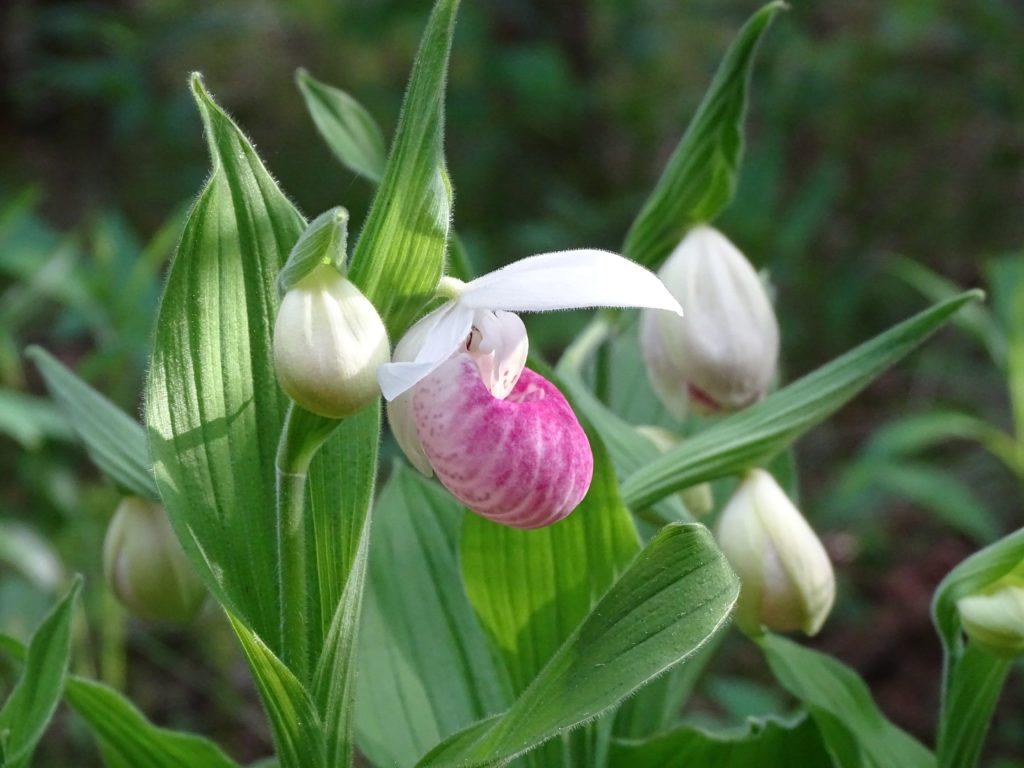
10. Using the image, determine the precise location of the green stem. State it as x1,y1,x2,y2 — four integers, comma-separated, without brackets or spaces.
937,643,1011,768
558,309,617,376
276,404,340,682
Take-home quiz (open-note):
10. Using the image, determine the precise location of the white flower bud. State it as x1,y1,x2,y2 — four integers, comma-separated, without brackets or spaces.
103,497,206,622
716,469,835,636
957,580,1024,658
634,425,714,516
273,264,390,418
640,225,779,417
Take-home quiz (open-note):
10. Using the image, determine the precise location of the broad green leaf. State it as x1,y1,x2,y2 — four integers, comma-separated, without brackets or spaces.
932,528,1024,768
758,633,934,768
0,387,72,450
0,577,80,768
28,347,156,500
296,68,387,184
620,291,982,510
622,2,784,268
418,523,739,768
276,207,349,294
461,429,640,694
355,465,509,768
608,713,831,767
145,75,306,646
65,676,241,768
346,0,458,338
228,614,326,768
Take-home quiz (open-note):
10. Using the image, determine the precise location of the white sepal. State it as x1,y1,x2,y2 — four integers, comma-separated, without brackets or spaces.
459,250,684,315
377,302,474,401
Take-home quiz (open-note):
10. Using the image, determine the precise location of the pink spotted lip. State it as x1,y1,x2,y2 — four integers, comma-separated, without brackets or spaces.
411,353,594,529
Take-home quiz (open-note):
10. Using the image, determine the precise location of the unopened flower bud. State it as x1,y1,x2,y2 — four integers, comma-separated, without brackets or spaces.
640,226,779,417
103,497,205,622
273,264,390,418
716,469,834,636
635,425,713,516
957,579,1024,658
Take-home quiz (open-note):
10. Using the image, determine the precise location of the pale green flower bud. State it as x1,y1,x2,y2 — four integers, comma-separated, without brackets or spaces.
640,226,779,417
273,264,390,418
957,579,1024,658
103,497,205,622
716,469,834,636
634,425,714,516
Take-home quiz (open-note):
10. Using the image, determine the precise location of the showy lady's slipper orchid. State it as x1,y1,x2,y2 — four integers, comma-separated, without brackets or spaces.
378,250,683,529
716,469,835,636
640,225,779,418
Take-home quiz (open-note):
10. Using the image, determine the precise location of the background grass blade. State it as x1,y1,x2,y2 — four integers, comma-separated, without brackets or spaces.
346,0,459,338
620,291,982,510
622,1,785,268
145,75,306,647
608,713,831,767
296,69,387,184
28,347,157,500
418,524,739,767
0,577,81,768
355,465,510,768
758,633,934,768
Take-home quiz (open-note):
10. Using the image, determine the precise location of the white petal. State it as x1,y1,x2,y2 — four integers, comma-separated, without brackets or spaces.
458,249,683,315
377,302,474,401
467,310,528,399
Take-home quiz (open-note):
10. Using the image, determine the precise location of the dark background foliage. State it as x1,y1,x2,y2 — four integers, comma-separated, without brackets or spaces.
1,0,1022,764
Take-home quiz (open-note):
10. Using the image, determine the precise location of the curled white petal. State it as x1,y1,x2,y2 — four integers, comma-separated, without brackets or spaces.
466,310,528,399
377,302,474,401
459,249,683,315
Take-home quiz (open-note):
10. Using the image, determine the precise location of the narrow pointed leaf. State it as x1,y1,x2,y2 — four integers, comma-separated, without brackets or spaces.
0,577,81,768
418,524,739,767
277,207,349,294
758,633,934,768
28,347,156,500
145,76,306,645
296,68,387,183
0,388,72,450
621,291,982,510
623,2,785,267
347,0,459,338
608,713,831,767
355,465,510,768
461,427,640,694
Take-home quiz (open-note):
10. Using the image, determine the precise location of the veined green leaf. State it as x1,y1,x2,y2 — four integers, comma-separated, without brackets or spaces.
620,291,982,510
347,0,459,338
932,528,1024,768
0,577,80,768
145,75,306,646
461,428,640,694
28,347,156,499
758,633,934,768
622,2,784,268
296,68,387,184
276,207,349,294
228,614,326,768
608,713,831,767
0,387,72,450
355,465,509,768
418,524,739,767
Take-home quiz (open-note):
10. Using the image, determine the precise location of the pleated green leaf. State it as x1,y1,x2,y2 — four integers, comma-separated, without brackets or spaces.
931,528,1024,768
622,2,784,268
355,465,510,768
296,68,387,184
418,524,739,768
228,614,326,768
608,713,831,768
145,75,305,647
0,577,80,768
621,291,982,510
28,347,156,500
346,0,459,338
461,430,640,695
759,633,934,768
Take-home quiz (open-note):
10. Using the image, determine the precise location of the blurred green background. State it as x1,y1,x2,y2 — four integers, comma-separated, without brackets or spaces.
1,0,1023,764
